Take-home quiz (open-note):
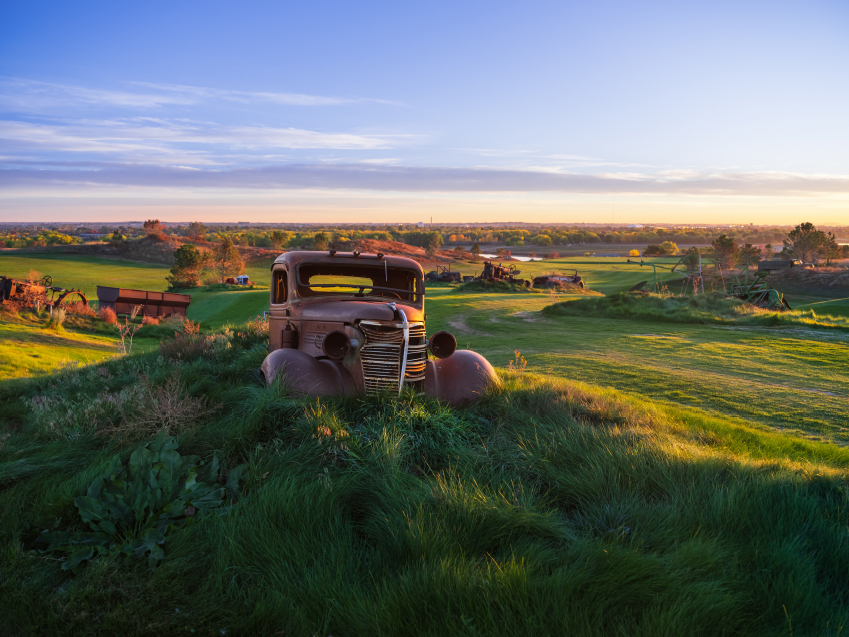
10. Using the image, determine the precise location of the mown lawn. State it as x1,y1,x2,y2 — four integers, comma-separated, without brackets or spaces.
424,289,849,445
0,311,119,378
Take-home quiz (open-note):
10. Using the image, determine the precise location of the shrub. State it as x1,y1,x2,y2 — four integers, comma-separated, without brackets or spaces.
98,306,117,324
64,301,96,317
142,315,160,325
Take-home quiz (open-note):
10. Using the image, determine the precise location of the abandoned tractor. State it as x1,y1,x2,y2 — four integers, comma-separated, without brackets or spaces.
260,251,497,407
425,265,462,283
479,261,526,285
0,275,88,309
531,270,585,289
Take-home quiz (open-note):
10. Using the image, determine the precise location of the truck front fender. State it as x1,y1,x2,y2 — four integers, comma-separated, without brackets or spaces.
261,349,356,397
424,350,497,407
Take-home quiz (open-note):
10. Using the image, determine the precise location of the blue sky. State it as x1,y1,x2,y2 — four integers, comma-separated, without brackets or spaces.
1,0,848,224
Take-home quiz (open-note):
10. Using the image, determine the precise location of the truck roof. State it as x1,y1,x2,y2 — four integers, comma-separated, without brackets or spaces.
272,250,424,274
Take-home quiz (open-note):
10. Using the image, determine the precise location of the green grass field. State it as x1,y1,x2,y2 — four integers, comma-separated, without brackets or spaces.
2,251,848,635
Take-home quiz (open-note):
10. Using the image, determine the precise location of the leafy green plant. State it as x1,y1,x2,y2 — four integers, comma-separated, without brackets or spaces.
37,435,244,571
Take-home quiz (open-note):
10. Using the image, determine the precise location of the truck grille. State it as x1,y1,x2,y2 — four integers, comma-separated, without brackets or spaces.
360,321,427,394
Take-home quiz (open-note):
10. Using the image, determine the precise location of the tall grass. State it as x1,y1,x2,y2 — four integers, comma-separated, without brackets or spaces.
544,291,849,330
44,306,66,332
0,324,847,635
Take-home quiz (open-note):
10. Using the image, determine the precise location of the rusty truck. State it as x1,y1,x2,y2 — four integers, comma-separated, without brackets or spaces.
260,250,497,406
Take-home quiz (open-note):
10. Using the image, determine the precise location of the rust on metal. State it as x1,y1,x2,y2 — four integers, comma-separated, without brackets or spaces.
1,274,88,309
261,250,497,407
479,261,527,286
96,287,191,317
531,270,584,289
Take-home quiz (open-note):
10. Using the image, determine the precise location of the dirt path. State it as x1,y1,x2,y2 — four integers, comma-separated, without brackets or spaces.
448,315,493,337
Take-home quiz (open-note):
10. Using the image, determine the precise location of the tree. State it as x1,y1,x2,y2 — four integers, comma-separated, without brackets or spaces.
711,234,739,268
470,243,482,262
211,236,245,283
269,230,289,250
680,247,700,272
643,241,678,256
822,232,842,265
783,222,829,264
167,244,208,289
660,241,679,255
764,244,775,259
187,221,206,241
453,245,467,260
144,219,162,235
312,232,329,251
426,233,444,257
110,229,125,242
739,243,762,266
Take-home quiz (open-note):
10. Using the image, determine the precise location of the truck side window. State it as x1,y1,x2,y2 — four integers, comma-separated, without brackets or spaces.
272,270,288,304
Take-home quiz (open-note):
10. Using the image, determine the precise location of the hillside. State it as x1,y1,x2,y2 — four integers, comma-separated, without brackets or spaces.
1,319,847,635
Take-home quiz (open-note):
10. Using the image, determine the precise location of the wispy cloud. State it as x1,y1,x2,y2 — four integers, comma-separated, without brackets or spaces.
3,162,848,197
0,117,415,164
0,77,403,112
0,78,196,110
129,81,405,107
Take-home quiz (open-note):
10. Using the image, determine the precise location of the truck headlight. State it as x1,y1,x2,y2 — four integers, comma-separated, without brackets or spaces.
322,331,351,359
428,331,456,359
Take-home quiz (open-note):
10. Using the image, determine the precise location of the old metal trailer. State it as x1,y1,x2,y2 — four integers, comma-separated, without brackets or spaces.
96,286,191,317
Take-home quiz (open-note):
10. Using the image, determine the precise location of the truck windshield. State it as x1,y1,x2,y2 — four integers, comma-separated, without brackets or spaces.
296,263,422,304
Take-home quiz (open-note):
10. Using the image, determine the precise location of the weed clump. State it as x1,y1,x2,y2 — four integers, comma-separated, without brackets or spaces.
100,373,217,443
36,435,243,571
98,306,117,324
44,307,66,332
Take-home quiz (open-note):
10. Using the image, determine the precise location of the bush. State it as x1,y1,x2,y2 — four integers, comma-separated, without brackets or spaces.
98,306,117,324
64,301,96,317
142,315,160,325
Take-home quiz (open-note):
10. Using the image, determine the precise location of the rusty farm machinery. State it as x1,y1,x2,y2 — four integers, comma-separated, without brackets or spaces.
479,261,526,285
0,274,89,310
624,254,791,310
728,266,791,310
531,269,585,289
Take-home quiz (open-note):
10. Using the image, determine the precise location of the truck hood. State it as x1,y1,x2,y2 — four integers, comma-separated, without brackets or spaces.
298,300,424,323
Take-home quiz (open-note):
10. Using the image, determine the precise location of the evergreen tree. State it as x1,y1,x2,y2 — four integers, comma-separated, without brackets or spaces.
711,235,739,268
167,244,208,289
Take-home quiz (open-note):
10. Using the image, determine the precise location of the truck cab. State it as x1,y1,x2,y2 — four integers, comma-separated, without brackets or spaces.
261,251,496,406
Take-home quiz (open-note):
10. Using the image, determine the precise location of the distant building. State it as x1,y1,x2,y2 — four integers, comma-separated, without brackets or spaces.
627,224,644,229
417,222,424,228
